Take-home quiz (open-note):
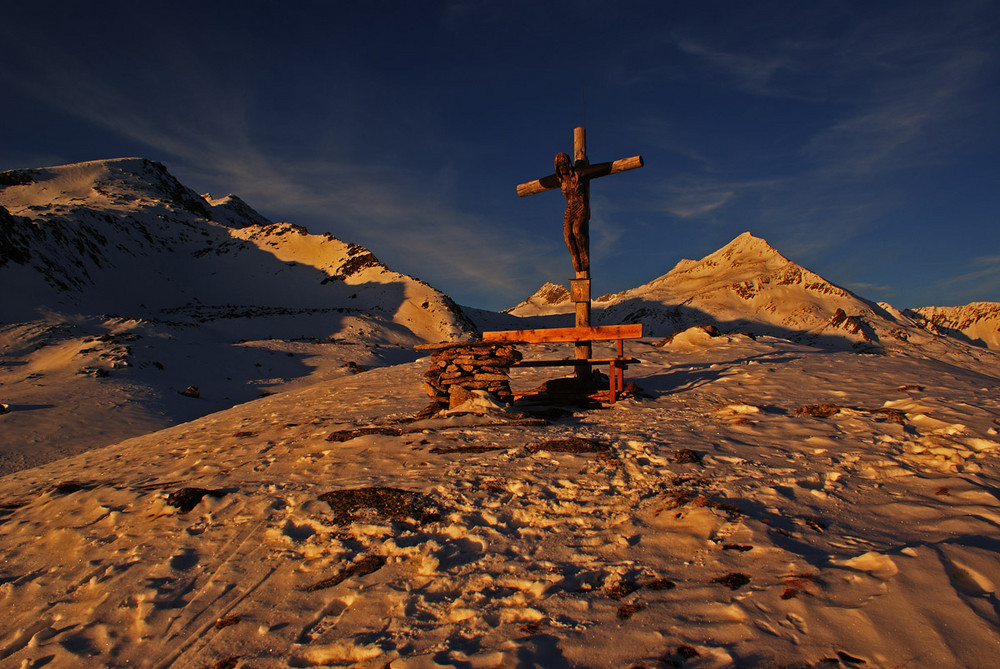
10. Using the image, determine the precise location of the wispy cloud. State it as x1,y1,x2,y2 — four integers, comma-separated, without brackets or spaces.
0,35,557,307
659,188,735,219
671,37,808,99
843,282,897,300
801,50,989,176
942,255,1000,288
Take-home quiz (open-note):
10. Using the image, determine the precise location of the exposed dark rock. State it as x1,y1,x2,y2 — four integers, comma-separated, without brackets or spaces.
828,308,877,343
0,169,38,186
527,437,611,454
318,487,442,526
795,403,842,418
303,554,386,592
50,481,95,495
210,657,240,669
867,407,906,424
325,426,403,442
836,650,867,664
781,573,817,600
676,645,700,659
214,614,241,629
605,580,639,600
617,602,646,619
641,577,676,591
712,572,750,590
166,487,227,513
674,449,702,464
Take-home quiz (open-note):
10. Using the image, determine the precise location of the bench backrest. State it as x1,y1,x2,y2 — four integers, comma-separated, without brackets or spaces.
481,323,642,344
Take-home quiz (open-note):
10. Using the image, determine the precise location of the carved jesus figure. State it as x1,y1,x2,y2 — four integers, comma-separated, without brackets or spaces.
555,152,590,273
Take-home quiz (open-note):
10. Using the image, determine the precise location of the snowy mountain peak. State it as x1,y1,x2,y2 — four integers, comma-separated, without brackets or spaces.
509,231,994,355
709,231,789,264
203,193,272,228
0,157,211,219
646,231,802,293
506,282,570,311
0,157,476,344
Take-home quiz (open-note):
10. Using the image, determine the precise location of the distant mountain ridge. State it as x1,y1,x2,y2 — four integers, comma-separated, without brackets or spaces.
0,158,475,343
510,232,1000,354
905,303,1000,350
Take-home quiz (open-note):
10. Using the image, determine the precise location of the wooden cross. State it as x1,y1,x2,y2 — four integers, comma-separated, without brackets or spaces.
516,126,643,377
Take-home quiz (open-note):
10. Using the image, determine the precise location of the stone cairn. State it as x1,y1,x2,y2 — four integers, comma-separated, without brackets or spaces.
423,343,522,409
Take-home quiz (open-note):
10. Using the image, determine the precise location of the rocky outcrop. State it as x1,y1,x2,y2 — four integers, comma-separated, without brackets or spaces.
906,303,1000,350
423,343,521,409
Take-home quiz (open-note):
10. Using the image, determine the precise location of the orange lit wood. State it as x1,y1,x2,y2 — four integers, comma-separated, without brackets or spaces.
514,357,639,367
481,324,642,403
516,155,644,197
481,324,642,344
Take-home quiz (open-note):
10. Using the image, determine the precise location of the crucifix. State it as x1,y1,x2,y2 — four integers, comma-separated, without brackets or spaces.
516,126,643,378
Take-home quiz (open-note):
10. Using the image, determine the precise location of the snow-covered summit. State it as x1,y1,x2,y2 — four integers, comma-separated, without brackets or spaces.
508,232,992,355
0,157,212,218
505,281,571,314
613,231,855,305
0,157,475,343
204,193,273,228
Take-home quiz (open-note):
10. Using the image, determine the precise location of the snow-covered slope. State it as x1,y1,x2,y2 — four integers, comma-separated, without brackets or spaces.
906,303,1000,350
0,159,476,469
0,158,474,343
1,333,999,667
509,232,979,355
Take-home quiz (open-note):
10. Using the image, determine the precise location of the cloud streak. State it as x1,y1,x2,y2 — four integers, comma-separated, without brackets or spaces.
0,35,559,307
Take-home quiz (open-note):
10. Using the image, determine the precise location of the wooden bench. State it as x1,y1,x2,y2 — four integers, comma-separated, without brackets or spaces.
481,324,643,403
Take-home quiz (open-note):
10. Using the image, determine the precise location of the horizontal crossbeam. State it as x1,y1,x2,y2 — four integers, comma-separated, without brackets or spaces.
513,357,639,367
481,324,643,344
516,155,643,197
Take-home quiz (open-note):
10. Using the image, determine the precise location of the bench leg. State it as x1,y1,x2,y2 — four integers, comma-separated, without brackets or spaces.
607,359,629,404
612,339,626,403
609,362,616,403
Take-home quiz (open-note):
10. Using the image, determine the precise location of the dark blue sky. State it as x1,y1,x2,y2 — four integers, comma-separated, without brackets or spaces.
2,1,998,310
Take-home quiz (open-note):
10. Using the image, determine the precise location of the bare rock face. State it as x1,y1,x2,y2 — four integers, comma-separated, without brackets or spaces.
906,302,1000,350
827,308,876,342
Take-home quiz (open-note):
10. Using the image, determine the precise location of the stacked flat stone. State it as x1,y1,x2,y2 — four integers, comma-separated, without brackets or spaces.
423,343,522,407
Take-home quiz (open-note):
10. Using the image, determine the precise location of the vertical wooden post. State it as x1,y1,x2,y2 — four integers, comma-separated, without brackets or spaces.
573,126,592,380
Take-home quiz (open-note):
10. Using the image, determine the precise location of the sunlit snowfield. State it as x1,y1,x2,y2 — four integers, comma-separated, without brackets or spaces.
2,331,999,667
